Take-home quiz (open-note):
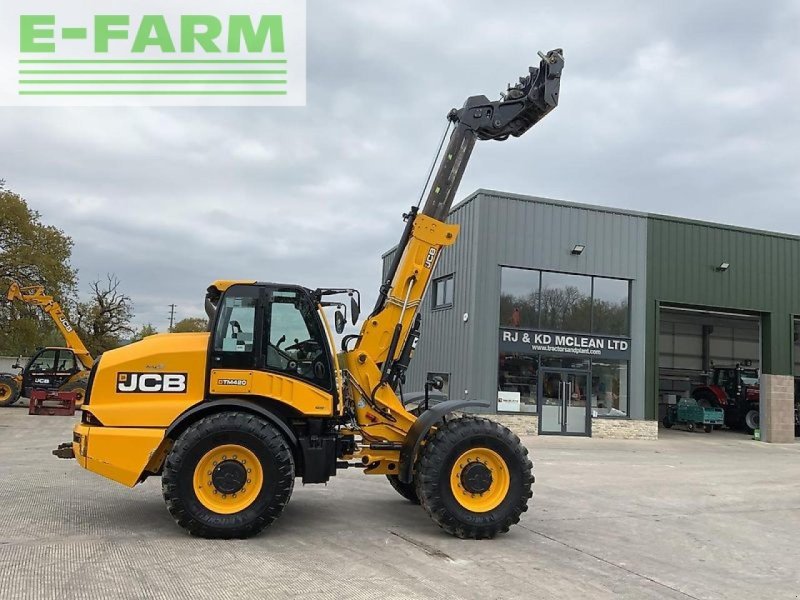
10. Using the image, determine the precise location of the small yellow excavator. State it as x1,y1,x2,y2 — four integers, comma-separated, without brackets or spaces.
0,282,94,407
55,51,564,539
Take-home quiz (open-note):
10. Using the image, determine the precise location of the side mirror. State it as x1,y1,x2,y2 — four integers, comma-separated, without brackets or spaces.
350,296,360,325
334,310,346,334
427,376,445,391
12,355,21,369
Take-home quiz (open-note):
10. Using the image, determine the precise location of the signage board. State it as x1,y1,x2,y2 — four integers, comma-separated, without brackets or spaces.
499,328,631,361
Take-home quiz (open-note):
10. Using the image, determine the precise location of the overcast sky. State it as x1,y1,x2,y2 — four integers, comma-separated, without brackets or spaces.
2,0,799,330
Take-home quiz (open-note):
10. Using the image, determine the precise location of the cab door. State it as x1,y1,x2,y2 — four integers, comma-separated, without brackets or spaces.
23,348,59,394
53,349,80,388
209,285,263,371
263,288,334,393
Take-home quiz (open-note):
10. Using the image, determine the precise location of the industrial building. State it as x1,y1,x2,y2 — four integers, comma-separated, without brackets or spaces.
382,190,799,442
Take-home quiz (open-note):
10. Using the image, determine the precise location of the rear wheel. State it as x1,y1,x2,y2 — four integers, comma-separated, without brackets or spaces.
162,412,294,539
744,409,759,433
386,475,420,504
415,416,533,539
59,378,87,407
0,377,21,407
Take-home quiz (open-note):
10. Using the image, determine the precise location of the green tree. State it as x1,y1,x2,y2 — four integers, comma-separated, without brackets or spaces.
75,274,134,355
172,317,208,333
131,323,159,342
0,180,77,355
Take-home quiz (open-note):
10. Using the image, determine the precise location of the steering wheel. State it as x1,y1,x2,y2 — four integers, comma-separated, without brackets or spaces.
285,339,320,353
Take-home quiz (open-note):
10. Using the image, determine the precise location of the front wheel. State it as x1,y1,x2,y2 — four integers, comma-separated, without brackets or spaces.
59,378,87,407
415,417,533,539
162,412,295,539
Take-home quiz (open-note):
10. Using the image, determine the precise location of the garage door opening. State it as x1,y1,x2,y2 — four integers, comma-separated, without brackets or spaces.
658,306,760,434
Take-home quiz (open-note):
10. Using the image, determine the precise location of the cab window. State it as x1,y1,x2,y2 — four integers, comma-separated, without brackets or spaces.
214,294,257,353
264,290,331,390
30,349,57,371
56,351,77,372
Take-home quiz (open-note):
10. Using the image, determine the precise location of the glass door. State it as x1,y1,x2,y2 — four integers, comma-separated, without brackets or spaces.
538,370,590,436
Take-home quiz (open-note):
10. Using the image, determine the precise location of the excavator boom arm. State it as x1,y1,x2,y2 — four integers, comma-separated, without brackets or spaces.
7,282,94,369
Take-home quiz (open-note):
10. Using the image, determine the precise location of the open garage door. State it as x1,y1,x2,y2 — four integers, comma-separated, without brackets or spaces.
658,306,760,433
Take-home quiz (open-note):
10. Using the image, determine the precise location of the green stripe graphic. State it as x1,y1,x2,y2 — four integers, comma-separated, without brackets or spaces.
19,90,289,96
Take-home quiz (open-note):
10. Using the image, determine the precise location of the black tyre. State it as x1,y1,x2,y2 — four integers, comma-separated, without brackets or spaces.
0,376,21,407
744,409,759,433
162,412,294,539
662,414,673,429
415,416,533,540
704,424,712,433
687,422,695,433
386,475,420,504
60,378,88,407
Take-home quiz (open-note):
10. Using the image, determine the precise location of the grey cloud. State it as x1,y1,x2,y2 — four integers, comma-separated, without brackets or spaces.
1,0,798,329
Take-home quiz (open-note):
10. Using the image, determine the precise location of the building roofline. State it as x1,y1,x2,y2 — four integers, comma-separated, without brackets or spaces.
382,188,800,258
475,188,800,242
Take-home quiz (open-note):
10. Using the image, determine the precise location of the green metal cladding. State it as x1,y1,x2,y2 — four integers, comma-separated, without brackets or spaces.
645,215,800,418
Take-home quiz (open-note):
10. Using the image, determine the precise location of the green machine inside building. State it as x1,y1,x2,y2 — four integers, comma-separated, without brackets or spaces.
382,189,800,442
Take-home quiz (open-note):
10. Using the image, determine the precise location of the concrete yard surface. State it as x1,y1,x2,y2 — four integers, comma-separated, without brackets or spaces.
0,408,798,600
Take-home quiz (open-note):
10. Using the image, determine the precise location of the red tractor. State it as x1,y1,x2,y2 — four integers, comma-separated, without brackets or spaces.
692,365,760,433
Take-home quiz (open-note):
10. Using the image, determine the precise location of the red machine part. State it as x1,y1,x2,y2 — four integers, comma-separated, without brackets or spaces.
29,389,77,416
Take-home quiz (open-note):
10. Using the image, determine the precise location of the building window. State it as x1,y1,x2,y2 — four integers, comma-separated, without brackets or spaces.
499,266,631,336
433,275,454,309
591,360,628,417
540,271,592,332
592,277,629,336
426,372,450,400
500,267,540,328
498,353,538,413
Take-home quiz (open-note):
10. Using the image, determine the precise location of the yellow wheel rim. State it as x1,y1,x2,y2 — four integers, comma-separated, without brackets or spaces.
0,383,11,401
449,448,510,513
192,444,264,514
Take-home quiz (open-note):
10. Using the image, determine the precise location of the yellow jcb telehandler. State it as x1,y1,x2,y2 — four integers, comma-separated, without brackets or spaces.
0,282,94,407
54,51,564,539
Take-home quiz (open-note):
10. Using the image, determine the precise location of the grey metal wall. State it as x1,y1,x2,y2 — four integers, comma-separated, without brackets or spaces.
384,190,649,419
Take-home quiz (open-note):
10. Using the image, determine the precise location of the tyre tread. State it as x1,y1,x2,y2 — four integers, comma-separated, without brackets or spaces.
161,411,294,539
415,416,533,540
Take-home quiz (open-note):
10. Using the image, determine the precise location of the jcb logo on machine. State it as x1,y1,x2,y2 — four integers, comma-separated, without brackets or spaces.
59,316,73,333
116,372,187,393
217,378,248,386
424,247,436,269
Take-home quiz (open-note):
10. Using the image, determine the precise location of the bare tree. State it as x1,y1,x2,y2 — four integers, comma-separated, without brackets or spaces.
75,274,134,355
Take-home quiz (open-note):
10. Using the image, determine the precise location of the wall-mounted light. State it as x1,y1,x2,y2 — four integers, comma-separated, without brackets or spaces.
571,244,585,256
716,262,730,272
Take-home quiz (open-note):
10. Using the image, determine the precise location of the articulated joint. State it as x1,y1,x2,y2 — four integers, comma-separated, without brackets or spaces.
411,214,459,247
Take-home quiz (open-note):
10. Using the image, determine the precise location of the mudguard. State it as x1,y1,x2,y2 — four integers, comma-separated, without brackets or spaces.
164,398,298,447
398,400,489,483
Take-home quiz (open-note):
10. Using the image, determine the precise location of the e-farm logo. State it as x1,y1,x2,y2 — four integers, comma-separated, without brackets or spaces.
0,0,306,106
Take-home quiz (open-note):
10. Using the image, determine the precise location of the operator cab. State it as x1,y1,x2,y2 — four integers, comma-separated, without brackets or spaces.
18,347,82,396
206,283,335,392
713,366,759,399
